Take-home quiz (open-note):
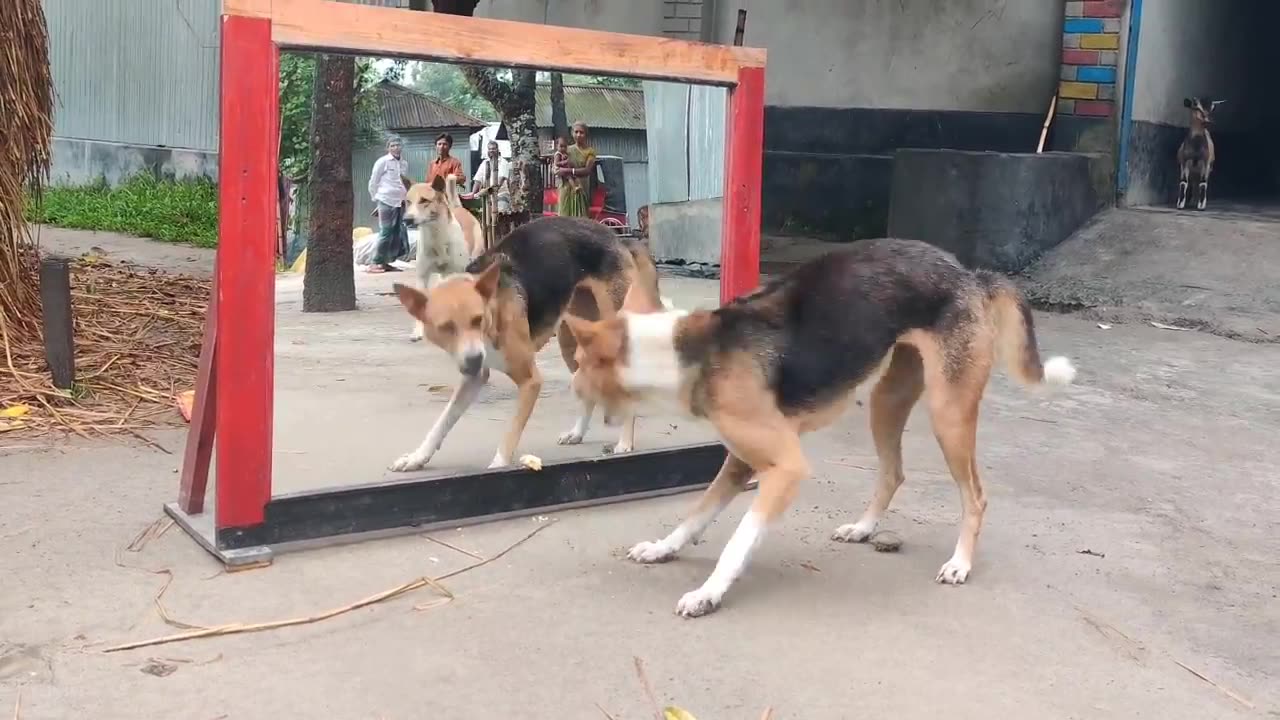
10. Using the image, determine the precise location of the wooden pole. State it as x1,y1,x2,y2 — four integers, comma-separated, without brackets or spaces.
1037,94,1057,153
39,257,75,389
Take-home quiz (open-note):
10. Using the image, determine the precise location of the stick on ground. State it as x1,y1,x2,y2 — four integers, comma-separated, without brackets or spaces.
103,519,556,653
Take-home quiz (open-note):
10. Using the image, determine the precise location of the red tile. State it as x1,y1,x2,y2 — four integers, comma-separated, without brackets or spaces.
1063,49,1100,65
1083,0,1123,17
1074,100,1114,117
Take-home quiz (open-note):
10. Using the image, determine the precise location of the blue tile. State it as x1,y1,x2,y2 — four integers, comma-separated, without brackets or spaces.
1063,18,1105,33
1076,65,1117,83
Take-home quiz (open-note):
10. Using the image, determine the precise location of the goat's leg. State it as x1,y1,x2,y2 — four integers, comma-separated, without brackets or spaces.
1197,164,1212,210
1176,163,1190,209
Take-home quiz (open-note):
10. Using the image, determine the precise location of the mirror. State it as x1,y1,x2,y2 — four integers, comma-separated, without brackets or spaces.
271,52,729,496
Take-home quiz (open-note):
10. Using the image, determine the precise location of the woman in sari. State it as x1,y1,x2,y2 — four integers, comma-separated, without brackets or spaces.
555,121,597,218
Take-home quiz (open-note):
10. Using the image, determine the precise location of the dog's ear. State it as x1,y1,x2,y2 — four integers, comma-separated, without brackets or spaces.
430,174,446,193
472,262,501,299
1183,97,1193,108
392,282,428,318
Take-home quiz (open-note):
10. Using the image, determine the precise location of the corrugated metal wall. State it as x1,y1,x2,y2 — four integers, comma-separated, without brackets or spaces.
642,81,726,203
44,0,220,151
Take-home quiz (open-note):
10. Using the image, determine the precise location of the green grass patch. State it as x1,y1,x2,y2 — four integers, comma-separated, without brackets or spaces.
27,173,218,248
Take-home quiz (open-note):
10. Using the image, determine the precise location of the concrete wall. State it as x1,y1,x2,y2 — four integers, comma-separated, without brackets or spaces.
476,0,666,36
1124,1,1280,205
708,0,1063,112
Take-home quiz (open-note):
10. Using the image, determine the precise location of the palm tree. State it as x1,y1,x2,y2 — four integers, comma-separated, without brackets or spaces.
0,0,54,343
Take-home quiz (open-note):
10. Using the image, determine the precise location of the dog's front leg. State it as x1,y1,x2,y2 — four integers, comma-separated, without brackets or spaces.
628,453,751,564
557,395,594,446
490,364,542,468
390,370,488,472
605,412,636,455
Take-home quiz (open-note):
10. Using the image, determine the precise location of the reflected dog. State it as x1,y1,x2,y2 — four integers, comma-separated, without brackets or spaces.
390,216,664,470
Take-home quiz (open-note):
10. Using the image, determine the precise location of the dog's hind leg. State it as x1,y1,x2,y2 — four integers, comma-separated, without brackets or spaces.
919,340,992,585
556,324,596,446
833,345,924,544
629,453,752,564
390,370,488,472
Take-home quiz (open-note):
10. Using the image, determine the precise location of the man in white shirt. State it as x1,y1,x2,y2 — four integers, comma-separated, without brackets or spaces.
471,140,512,213
366,136,411,273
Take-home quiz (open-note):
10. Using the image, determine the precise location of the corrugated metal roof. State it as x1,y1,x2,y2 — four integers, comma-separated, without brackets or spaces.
534,83,646,131
377,81,489,131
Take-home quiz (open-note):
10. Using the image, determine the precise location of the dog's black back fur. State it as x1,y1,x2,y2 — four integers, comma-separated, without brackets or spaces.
466,216,628,337
680,238,982,415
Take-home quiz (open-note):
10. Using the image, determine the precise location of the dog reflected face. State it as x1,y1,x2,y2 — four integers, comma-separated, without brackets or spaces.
393,262,501,377
403,175,452,228
565,314,634,421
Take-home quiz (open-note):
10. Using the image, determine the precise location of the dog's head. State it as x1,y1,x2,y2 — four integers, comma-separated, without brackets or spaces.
403,175,453,229
564,313,633,423
393,261,501,377
1184,97,1224,125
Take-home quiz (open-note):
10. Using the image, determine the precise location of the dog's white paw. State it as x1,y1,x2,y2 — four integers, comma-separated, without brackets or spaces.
831,521,877,543
602,441,633,456
487,453,510,469
390,451,430,472
936,557,972,585
675,587,722,618
557,429,585,445
409,332,423,343
628,540,678,564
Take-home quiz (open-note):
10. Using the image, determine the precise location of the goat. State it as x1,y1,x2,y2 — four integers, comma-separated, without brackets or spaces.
1176,97,1224,210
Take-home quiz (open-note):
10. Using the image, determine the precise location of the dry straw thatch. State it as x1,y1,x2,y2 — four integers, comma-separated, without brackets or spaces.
0,0,53,341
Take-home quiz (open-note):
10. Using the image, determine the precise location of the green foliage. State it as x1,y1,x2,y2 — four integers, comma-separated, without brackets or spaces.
278,52,390,182
408,62,499,121
559,73,642,89
27,174,218,248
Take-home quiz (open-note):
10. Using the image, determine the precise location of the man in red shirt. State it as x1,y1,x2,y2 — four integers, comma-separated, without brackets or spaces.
426,133,464,186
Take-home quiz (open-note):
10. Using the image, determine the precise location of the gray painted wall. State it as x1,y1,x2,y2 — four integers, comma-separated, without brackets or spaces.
707,0,1064,112
475,0,668,36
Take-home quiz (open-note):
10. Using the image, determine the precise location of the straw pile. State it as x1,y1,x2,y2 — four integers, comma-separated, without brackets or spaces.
0,0,54,343
0,257,210,442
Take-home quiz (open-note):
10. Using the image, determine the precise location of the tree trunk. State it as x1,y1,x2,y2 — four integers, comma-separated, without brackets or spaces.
302,53,357,313
430,0,542,219
550,72,568,142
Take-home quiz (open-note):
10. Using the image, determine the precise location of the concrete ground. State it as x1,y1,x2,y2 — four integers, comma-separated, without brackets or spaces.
2,227,1278,718
1022,203,1280,343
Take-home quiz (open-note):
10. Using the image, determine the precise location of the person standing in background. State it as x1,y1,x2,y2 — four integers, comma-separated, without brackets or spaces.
426,133,464,187
366,136,411,274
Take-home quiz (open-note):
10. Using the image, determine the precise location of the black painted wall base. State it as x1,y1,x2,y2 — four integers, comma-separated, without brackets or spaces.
195,443,726,554
762,106,1113,238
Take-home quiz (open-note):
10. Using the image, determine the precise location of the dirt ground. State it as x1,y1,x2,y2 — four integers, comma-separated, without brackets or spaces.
2,227,1278,718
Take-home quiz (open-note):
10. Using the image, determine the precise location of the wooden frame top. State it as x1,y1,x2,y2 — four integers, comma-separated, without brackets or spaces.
222,0,766,86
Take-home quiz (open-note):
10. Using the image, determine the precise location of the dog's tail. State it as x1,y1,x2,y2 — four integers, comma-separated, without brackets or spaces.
444,175,462,209
977,272,1076,389
622,239,670,313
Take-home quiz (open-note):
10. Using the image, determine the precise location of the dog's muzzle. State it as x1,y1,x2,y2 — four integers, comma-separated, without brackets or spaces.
459,351,484,377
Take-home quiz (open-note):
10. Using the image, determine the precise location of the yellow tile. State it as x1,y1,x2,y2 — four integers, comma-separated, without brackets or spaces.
1079,33,1119,49
1059,81,1099,100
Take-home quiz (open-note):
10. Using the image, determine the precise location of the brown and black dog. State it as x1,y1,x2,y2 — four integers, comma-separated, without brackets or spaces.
391,215,663,471
563,238,1077,617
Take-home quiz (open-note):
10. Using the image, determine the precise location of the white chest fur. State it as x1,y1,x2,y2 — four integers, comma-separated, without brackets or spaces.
619,310,687,399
